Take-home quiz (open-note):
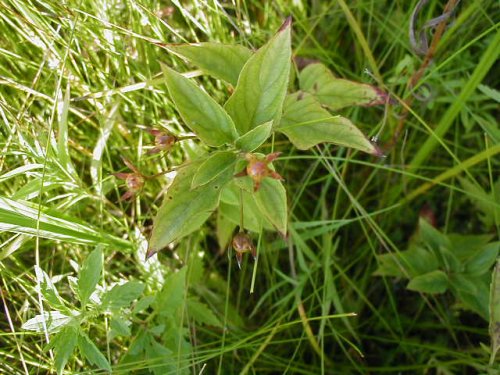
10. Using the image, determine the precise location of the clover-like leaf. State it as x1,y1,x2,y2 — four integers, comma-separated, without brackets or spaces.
161,64,238,146
165,43,252,86
191,151,237,189
225,17,292,135
278,92,379,154
235,121,273,152
299,63,388,110
148,161,232,255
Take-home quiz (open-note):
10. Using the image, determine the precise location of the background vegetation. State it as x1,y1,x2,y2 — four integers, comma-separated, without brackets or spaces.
0,0,498,373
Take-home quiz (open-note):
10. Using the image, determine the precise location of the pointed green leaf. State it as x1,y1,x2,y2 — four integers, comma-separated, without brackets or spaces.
191,151,237,189
220,180,274,232
407,270,448,294
161,64,238,146
235,121,273,152
449,274,478,295
165,43,252,86
278,92,378,154
224,19,292,135
417,217,451,252
299,63,388,110
52,325,78,375
254,178,287,236
187,298,222,327
78,247,103,308
102,281,144,310
465,241,500,276
154,267,187,319
216,208,236,250
22,311,72,333
78,332,111,372
149,161,231,254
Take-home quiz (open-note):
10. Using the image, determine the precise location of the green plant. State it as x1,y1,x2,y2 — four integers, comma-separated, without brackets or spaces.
148,17,387,263
375,218,499,320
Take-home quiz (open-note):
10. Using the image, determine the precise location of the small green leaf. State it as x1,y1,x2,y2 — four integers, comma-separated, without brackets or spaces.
235,121,273,152
154,267,187,319
52,325,78,375
22,311,72,333
103,281,144,310
78,246,103,308
254,178,287,236
110,317,131,337
187,298,222,327
216,208,236,250
449,274,478,295
191,151,237,189
149,161,231,254
299,63,387,110
165,43,252,86
161,64,238,146
407,270,449,294
465,241,500,276
278,92,379,154
225,18,292,135
417,218,450,252
459,177,500,228
78,332,111,372
458,279,490,320
220,181,274,232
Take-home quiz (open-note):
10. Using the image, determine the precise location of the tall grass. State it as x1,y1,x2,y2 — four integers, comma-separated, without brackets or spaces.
0,0,498,373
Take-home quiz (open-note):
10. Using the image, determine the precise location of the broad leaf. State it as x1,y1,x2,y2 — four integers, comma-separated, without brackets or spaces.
465,241,499,276
78,332,111,371
278,92,379,154
102,281,144,310
458,278,490,320
235,120,273,152
149,161,232,254
224,18,292,135
78,246,103,308
161,64,238,146
220,180,274,232
216,208,236,250
449,274,478,295
407,270,448,294
165,43,252,86
191,151,237,189
299,63,387,110
254,178,287,236
417,218,451,252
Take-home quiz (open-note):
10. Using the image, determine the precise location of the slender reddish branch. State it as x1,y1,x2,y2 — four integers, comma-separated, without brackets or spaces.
387,0,460,150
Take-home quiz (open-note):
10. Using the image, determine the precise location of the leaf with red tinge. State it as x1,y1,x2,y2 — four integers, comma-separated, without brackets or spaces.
299,63,389,110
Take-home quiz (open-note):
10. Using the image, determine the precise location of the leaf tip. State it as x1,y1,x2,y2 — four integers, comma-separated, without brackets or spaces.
145,248,157,260
278,16,293,32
